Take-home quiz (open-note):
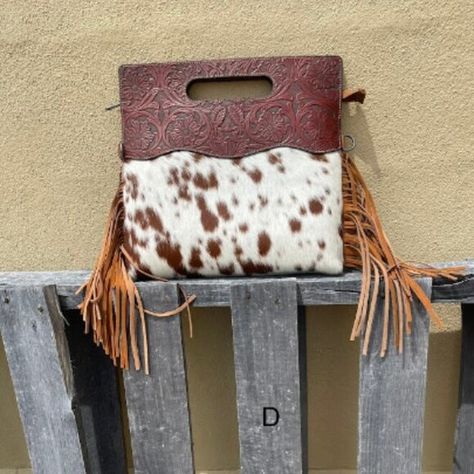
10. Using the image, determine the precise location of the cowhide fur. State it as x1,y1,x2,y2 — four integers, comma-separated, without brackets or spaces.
122,147,343,279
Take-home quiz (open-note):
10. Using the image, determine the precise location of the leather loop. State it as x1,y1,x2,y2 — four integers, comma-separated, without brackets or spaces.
342,88,366,104
118,142,125,161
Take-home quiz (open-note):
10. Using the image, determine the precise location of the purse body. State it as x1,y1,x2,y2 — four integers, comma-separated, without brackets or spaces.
119,56,344,278
79,55,464,372
122,148,343,278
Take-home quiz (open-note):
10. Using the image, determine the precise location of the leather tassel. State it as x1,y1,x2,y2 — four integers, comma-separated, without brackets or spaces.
77,179,195,373
342,153,465,355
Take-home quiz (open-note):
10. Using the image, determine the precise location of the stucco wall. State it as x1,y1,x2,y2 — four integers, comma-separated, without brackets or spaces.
1,1,473,471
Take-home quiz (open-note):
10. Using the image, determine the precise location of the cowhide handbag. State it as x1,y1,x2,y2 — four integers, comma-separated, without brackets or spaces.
78,56,464,373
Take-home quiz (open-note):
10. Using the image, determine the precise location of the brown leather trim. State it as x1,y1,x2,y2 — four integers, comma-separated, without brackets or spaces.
119,56,343,160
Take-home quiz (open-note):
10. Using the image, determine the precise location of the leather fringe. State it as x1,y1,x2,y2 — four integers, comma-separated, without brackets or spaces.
76,180,195,374
79,155,465,370
342,153,465,355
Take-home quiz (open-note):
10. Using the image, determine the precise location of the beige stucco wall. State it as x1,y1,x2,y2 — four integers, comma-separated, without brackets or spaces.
1,1,473,471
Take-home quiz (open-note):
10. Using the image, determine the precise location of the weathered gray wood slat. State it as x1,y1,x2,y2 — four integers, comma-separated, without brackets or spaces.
0,285,87,474
64,309,127,474
123,283,194,474
1,260,472,308
230,279,306,473
453,304,474,473
358,278,432,474
0,264,471,474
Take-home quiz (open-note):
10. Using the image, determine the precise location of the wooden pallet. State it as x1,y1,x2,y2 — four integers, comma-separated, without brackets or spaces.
0,262,473,474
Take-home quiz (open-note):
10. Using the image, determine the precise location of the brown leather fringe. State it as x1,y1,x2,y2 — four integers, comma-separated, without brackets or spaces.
80,154,465,370
77,180,195,374
342,153,465,355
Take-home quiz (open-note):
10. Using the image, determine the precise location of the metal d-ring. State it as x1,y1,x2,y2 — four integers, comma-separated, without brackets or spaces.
342,134,356,152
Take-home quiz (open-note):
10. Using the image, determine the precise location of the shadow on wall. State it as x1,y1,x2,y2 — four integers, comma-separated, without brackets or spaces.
423,314,461,472
0,339,30,469
306,305,359,470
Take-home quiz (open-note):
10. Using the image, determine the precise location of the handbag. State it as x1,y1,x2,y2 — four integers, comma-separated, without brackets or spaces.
78,56,464,373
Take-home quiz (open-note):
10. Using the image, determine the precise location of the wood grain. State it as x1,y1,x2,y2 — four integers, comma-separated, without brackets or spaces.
0,264,471,473
0,285,86,474
122,283,194,474
1,260,471,309
358,279,432,474
230,279,306,473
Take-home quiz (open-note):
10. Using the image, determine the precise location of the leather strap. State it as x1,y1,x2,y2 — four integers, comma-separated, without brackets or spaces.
342,88,366,104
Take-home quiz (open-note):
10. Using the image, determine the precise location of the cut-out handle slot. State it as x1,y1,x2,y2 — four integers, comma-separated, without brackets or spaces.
187,76,273,101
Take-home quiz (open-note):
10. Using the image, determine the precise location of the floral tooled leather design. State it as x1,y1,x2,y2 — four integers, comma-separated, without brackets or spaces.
119,56,342,160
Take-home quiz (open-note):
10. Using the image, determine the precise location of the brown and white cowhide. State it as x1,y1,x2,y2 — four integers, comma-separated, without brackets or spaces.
122,147,343,278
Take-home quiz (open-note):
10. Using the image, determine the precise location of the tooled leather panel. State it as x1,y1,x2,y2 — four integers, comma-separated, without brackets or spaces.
119,56,342,160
